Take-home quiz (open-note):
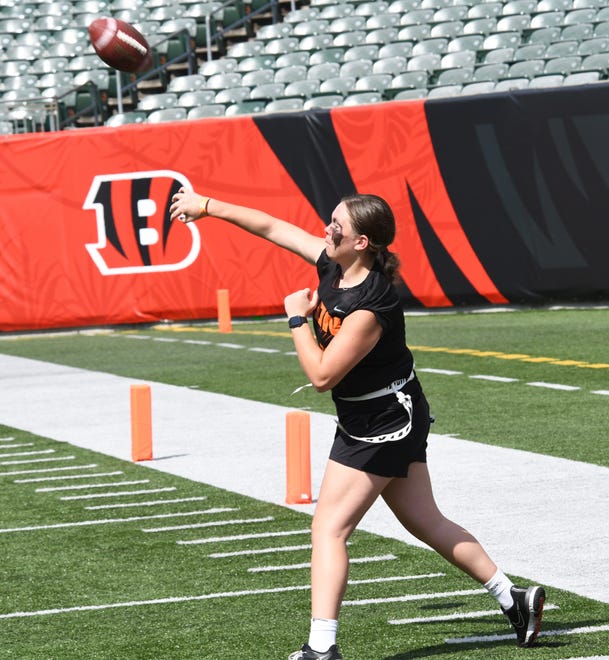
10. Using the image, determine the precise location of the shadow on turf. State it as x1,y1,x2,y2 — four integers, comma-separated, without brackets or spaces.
379,616,609,659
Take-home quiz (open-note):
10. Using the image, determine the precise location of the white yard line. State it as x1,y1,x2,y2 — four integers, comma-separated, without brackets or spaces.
0,354,608,604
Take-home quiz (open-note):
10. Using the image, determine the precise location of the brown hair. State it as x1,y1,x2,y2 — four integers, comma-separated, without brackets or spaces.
341,193,401,282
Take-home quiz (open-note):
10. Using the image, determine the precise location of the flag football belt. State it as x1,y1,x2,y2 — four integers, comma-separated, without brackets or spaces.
336,373,414,444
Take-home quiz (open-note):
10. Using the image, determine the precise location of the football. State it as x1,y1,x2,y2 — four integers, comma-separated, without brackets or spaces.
88,17,152,73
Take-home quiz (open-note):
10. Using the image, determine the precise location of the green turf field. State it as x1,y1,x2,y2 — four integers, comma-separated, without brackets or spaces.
1,306,608,659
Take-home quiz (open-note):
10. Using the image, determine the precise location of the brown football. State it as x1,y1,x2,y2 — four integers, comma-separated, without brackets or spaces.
88,17,152,73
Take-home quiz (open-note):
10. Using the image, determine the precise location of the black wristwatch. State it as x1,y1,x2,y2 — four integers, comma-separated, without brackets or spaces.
288,315,308,329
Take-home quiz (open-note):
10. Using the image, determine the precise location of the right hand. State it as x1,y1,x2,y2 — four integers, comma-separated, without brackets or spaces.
170,187,207,223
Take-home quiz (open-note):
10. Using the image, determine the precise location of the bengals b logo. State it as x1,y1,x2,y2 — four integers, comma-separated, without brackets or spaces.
83,170,200,275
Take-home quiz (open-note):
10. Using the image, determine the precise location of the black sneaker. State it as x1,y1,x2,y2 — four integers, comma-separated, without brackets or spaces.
288,643,343,659
502,585,546,647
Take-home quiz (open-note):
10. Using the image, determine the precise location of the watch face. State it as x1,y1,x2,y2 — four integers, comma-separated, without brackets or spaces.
289,316,306,328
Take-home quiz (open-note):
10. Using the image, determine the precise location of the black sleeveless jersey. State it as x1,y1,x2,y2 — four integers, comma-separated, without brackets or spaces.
313,250,414,399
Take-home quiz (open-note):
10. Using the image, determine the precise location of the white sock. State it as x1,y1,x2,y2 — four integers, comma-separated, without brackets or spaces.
308,618,338,652
484,568,515,610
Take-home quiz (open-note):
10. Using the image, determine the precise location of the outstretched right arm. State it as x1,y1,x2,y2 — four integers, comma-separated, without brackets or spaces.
170,188,325,265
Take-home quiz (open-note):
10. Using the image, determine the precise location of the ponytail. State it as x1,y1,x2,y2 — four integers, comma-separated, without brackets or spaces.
376,247,401,283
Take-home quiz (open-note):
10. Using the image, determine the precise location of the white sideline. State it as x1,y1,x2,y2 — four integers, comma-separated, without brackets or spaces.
0,354,608,604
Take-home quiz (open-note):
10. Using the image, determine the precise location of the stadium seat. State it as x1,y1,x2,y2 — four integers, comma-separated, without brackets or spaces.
581,52,609,71
502,0,537,15
412,38,449,56
293,19,331,36
309,48,345,64
265,98,305,112
214,86,250,103
225,100,266,115
283,79,321,98
340,59,373,78
177,90,217,108
526,26,562,43
401,9,435,25
387,0,420,13
388,70,428,91
168,74,207,92
274,52,311,68
563,8,598,24
462,18,497,35
327,16,366,33
303,94,343,109
333,30,366,47
354,73,392,92
461,80,497,94
264,37,300,55
137,92,178,111
506,59,545,78
530,11,565,29
200,58,238,76
431,21,465,39
237,55,277,72
187,104,226,118
436,66,474,85
537,0,571,10
496,14,531,31
563,70,601,84
205,72,243,89
545,55,582,74
447,35,485,53
307,62,341,81
344,44,380,61
494,77,529,90
433,6,468,22
528,73,564,87
343,91,383,104
483,47,516,63
355,1,389,16
514,43,547,59
578,37,609,55
377,42,412,60
473,63,509,81
407,53,441,72
468,2,503,18
428,84,463,97
397,25,432,42
320,76,356,94
146,107,188,122
299,34,334,51
242,69,275,86
392,88,427,99
373,56,408,76
249,82,285,100
441,50,476,69
274,65,308,83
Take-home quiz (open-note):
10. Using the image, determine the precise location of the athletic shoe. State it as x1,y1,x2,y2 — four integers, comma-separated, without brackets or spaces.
288,643,343,659
502,585,546,647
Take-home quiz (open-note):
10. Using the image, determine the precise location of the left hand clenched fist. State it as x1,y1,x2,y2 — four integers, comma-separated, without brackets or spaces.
284,288,319,319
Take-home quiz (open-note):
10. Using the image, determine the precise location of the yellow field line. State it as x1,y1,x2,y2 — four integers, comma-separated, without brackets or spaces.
149,326,609,369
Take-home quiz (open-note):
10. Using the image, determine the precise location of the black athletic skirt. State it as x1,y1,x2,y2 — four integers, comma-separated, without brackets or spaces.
329,376,430,478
